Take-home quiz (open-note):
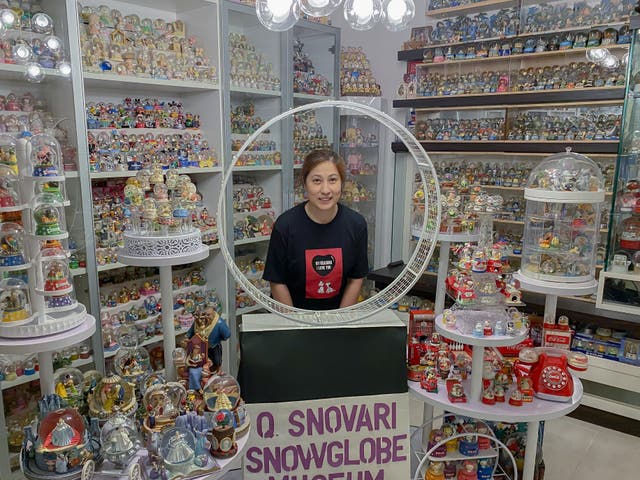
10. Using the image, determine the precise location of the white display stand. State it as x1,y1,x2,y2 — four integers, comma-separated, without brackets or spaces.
434,231,480,315
412,312,583,480
118,244,209,381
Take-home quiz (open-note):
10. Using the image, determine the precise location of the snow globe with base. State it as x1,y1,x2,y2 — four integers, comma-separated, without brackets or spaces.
25,133,63,178
0,222,27,268
0,278,34,326
113,324,152,385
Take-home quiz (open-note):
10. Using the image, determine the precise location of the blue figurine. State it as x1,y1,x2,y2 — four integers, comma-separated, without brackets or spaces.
187,307,231,373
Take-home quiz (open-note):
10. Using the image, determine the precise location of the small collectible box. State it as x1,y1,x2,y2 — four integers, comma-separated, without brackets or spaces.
619,337,640,365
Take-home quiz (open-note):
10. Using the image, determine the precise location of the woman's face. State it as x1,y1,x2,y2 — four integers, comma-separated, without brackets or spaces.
304,161,342,212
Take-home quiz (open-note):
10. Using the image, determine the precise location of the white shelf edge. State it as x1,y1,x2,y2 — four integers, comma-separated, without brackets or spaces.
83,72,219,91
232,165,282,171
97,262,127,272
230,86,282,97
90,166,221,179
1,356,94,391
234,235,271,246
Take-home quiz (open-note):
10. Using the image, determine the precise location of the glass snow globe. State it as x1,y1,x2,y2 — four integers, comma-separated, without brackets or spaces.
619,216,640,251
54,367,85,407
0,134,18,174
26,133,63,177
35,247,73,296
0,165,21,208
0,222,27,267
113,324,152,384
202,371,247,436
31,193,67,237
160,426,196,474
521,150,604,283
142,382,187,433
34,407,89,472
0,278,34,325
87,373,137,420
100,411,139,466
34,179,68,204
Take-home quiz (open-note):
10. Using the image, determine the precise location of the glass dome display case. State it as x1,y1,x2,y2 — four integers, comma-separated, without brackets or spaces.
0,278,34,326
54,367,85,407
31,193,68,238
520,150,605,283
597,19,640,313
0,134,18,175
25,133,63,178
0,165,22,209
113,325,152,385
100,411,139,467
0,222,27,268
87,374,137,421
142,382,186,434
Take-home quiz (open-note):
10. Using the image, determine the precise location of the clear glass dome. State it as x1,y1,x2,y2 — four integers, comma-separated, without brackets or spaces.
143,382,186,428
35,247,73,296
100,411,138,466
525,150,604,195
54,367,85,405
160,426,196,470
620,217,640,251
34,179,68,204
202,371,241,412
88,374,137,420
0,278,33,325
31,193,67,237
0,223,27,267
0,134,18,175
0,165,21,208
27,133,63,177
113,325,152,383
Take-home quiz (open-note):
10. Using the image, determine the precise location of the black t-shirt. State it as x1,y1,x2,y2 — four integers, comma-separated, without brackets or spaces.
263,202,369,310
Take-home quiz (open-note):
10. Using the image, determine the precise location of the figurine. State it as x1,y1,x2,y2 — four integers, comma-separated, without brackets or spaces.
187,307,230,372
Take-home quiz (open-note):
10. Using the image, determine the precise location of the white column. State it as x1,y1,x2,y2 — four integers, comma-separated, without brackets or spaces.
160,265,176,381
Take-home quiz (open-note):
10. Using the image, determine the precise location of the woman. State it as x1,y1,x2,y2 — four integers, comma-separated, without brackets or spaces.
263,149,368,310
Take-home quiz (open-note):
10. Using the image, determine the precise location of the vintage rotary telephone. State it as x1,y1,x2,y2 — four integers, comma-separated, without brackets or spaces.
518,347,587,402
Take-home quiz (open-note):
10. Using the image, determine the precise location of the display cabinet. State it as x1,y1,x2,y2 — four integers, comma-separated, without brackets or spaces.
598,15,640,316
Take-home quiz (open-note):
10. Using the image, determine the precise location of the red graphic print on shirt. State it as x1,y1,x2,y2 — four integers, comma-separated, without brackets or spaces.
305,248,343,299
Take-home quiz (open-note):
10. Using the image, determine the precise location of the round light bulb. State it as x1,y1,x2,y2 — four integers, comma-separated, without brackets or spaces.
343,0,383,31
384,0,414,32
0,9,17,28
44,35,63,54
24,62,44,83
256,0,300,32
57,60,71,77
300,0,342,17
586,47,609,63
601,54,620,70
12,42,32,63
31,12,53,33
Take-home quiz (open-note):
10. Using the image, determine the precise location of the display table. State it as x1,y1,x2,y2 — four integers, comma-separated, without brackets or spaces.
413,311,583,480
118,245,209,381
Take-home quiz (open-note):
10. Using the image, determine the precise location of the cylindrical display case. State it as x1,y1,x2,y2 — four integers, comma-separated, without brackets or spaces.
521,150,605,283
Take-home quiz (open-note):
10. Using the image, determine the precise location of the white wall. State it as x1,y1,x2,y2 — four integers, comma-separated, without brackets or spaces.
330,0,427,122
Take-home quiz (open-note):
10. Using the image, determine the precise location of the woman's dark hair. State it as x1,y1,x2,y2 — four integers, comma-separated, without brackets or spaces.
301,149,346,184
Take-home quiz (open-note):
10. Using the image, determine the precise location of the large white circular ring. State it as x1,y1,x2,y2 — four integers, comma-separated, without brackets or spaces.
217,100,440,325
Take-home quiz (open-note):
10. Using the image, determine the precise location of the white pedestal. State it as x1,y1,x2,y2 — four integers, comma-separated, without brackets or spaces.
434,232,480,314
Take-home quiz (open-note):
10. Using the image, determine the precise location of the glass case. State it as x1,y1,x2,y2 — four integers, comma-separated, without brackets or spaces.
598,17,640,314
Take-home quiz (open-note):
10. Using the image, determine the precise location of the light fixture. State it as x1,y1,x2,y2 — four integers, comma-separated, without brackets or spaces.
601,54,620,70
343,0,383,31
586,47,609,63
31,13,53,34
300,0,342,16
383,0,414,32
24,62,45,83
257,0,300,32
44,35,63,54
57,60,72,77
256,0,413,31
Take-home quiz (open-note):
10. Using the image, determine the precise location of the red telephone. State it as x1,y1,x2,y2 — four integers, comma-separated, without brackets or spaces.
519,348,587,402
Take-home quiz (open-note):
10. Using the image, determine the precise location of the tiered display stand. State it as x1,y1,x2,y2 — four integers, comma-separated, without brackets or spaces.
409,315,583,480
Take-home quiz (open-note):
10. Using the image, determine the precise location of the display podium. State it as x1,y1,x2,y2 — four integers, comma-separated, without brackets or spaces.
239,311,411,479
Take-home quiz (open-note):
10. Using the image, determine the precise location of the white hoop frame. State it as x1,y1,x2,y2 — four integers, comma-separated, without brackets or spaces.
217,100,440,325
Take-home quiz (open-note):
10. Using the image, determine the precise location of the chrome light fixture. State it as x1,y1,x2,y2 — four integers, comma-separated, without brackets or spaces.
257,0,415,32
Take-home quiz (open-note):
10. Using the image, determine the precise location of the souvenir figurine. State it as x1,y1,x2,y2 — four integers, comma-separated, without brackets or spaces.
428,429,448,458
425,461,445,480
457,459,478,480
458,429,479,456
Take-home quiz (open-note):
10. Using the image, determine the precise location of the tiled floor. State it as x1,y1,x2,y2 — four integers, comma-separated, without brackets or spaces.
220,416,640,480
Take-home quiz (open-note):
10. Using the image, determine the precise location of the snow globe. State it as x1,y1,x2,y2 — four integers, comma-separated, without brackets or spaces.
160,426,197,474
34,179,68,205
113,324,152,384
521,150,604,282
0,165,21,208
25,133,63,177
202,371,248,437
619,216,640,251
0,134,18,174
21,395,101,478
210,409,237,459
54,367,85,407
100,411,140,467
34,247,73,296
0,222,27,268
31,193,67,238
87,374,137,421
142,382,187,434
0,278,34,325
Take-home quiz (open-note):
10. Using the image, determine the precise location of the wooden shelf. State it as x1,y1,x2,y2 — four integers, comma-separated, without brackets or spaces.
393,87,625,109
426,0,517,18
398,21,630,62
415,44,630,69
392,140,619,154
